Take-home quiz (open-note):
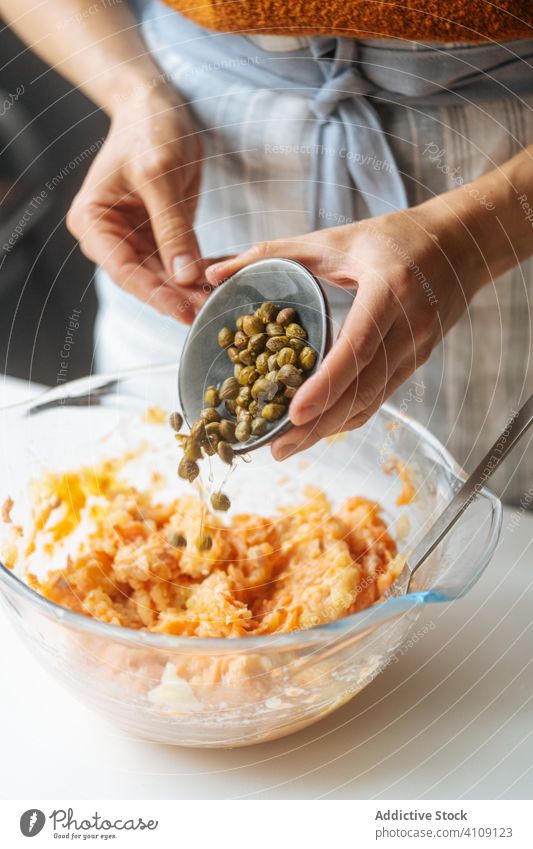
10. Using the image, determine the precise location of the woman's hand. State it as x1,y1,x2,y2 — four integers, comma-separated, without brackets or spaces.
67,88,208,321
206,202,490,458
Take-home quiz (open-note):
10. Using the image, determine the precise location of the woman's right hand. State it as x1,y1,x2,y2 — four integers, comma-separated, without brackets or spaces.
67,86,207,321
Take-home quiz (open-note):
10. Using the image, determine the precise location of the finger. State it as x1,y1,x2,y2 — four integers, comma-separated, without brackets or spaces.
296,323,407,433
289,280,397,426
205,233,349,285
141,170,203,287
272,361,414,461
78,225,196,322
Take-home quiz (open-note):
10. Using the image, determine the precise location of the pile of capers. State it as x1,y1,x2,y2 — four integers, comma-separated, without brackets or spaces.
168,302,315,535
217,301,315,441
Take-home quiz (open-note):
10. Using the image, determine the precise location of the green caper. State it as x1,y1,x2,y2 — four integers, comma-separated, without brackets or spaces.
242,314,265,336
167,530,187,548
251,417,268,437
266,322,285,337
168,411,183,432
262,403,286,422
217,440,235,465
200,407,221,424
234,363,243,380
267,353,279,372
205,421,221,437
219,376,240,401
251,377,278,401
225,399,238,416
248,400,260,416
211,491,231,512
277,364,303,388
266,335,289,353
217,327,234,348
178,458,200,482
219,419,236,442
238,366,258,386
236,408,252,424
257,302,279,323
299,346,317,370
196,534,213,551
256,352,269,374
288,337,306,353
238,348,254,365
248,332,267,356
227,345,240,364
284,385,298,401
266,370,280,387
236,316,244,331
204,386,219,407
234,330,248,350
184,439,203,462
277,347,298,367
276,307,297,326
286,322,307,340
190,420,206,444
235,420,251,442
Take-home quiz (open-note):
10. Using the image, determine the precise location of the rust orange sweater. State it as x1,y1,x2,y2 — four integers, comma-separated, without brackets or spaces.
161,1,533,42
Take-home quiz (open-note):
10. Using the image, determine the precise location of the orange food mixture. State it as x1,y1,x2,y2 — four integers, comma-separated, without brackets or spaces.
4,461,404,638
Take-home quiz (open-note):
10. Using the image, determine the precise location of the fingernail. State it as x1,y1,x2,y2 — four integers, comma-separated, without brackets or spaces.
173,255,198,284
273,442,297,461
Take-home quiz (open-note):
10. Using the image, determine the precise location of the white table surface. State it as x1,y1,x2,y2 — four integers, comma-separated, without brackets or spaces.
1,375,532,800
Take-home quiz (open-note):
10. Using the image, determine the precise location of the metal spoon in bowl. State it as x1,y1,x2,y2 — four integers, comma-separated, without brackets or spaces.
405,391,533,592
178,258,331,453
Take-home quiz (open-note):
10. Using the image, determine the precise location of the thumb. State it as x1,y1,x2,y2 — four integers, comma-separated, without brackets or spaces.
142,175,203,286
205,235,339,284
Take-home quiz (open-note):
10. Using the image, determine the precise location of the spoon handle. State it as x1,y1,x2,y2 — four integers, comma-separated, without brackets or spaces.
407,392,533,588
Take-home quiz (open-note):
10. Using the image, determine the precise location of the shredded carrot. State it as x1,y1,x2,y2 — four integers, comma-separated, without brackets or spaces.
9,462,404,638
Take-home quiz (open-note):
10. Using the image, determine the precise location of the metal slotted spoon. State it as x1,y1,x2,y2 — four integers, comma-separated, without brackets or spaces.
405,391,533,592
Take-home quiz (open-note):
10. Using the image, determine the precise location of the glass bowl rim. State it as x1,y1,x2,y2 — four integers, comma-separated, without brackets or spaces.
0,365,502,653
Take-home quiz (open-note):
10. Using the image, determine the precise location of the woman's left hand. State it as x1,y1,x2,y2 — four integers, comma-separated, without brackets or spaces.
206,202,489,459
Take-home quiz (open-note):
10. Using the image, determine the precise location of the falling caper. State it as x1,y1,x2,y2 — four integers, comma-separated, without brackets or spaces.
167,530,187,548
169,411,183,432
196,534,213,551
178,458,200,482
211,491,231,512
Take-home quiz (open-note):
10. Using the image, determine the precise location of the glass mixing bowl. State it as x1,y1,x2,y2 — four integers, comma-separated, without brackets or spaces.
0,365,501,747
